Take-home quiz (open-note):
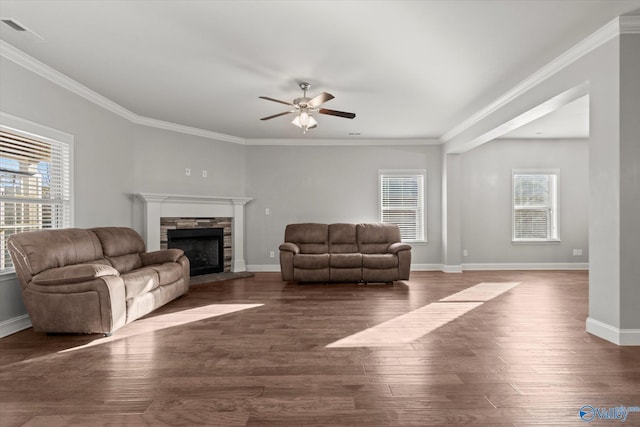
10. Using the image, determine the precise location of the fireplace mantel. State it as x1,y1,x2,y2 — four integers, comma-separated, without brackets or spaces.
135,193,252,272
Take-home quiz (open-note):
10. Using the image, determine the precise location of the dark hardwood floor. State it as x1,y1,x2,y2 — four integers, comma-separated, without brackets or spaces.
1,271,639,426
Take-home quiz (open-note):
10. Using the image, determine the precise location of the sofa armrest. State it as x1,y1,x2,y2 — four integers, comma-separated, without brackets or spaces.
279,242,300,254
388,242,412,254
31,264,120,286
140,249,184,266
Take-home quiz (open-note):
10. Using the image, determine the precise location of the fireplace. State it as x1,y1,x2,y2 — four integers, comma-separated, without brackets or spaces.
135,193,252,272
167,228,224,276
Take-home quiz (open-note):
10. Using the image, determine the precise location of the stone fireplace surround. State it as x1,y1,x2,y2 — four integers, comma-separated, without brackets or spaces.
135,193,252,272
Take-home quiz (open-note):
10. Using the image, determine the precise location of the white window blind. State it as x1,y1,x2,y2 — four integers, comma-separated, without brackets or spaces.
512,171,558,242
379,170,425,242
1,129,72,271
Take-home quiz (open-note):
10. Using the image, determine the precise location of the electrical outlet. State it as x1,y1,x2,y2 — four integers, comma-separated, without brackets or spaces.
462,249,468,257
185,168,191,176
269,250,275,258
265,208,270,215
202,170,208,178
573,249,583,256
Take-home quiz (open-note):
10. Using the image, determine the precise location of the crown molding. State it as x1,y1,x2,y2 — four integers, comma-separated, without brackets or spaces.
441,16,631,143
620,15,640,33
0,40,136,120
132,115,245,144
0,40,246,145
245,138,441,146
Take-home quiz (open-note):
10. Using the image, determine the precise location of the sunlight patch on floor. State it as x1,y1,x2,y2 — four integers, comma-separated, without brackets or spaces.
57,304,263,353
440,282,521,301
326,282,521,348
326,302,481,347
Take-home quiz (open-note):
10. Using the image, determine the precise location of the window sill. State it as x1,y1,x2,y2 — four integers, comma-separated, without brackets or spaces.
0,269,17,283
404,240,427,245
512,239,561,244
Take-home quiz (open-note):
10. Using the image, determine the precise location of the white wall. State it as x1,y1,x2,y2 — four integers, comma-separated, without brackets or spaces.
244,144,443,269
460,139,589,266
0,57,135,228
619,34,640,331
129,125,246,233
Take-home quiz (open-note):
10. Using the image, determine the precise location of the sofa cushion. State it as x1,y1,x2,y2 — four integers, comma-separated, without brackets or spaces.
148,262,183,285
284,223,329,254
121,268,160,299
32,264,119,286
329,223,358,254
357,223,401,254
362,253,398,269
9,228,104,275
107,253,143,274
91,227,146,257
330,253,362,268
293,253,330,269
140,249,184,266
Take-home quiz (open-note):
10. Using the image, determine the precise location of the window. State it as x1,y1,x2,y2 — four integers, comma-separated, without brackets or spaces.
379,170,426,242
1,115,73,272
512,170,559,242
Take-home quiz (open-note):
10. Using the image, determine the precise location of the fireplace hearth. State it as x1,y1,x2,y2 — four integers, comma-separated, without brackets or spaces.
167,228,224,276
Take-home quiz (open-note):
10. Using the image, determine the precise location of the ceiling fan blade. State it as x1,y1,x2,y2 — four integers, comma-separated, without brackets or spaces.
260,111,294,120
308,92,334,108
259,96,294,106
319,108,356,119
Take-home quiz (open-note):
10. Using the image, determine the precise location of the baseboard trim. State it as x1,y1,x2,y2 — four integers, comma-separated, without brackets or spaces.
411,264,444,271
586,317,640,346
247,264,281,272
0,314,31,338
441,265,463,273
462,262,589,271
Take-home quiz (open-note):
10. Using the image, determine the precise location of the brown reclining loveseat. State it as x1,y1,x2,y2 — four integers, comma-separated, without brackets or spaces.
279,223,411,283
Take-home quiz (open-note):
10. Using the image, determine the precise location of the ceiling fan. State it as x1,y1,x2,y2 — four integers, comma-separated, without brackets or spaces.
259,82,356,133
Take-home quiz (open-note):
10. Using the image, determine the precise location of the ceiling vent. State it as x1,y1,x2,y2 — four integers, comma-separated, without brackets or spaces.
0,18,46,42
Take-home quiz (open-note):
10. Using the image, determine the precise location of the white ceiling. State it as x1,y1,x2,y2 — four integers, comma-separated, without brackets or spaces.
1,0,638,141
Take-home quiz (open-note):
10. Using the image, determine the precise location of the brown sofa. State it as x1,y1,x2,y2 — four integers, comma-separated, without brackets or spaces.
279,223,411,283
7,227,190,335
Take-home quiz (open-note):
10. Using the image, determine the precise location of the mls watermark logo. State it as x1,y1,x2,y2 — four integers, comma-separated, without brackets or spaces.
580,405,640,422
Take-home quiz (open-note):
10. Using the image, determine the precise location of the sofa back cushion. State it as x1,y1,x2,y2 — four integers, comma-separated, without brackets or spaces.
91,227,145,273
329,223,358,253
357,223,401,254
8,228,105,276
284,223,329,254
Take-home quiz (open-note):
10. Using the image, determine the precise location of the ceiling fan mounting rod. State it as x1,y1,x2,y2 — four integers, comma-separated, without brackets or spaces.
299,81,311,98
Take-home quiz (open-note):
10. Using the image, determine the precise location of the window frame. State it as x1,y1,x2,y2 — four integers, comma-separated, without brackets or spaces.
511,169,560,243
1,112,74,274
378,169,426,243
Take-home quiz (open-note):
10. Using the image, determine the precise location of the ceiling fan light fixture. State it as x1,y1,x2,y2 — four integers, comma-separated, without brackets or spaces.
260,82,354,134
292,111,318,133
